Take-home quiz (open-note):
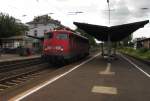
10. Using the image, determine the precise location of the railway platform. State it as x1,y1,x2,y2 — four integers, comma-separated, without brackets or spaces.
7,52,150,101
0,54,41,63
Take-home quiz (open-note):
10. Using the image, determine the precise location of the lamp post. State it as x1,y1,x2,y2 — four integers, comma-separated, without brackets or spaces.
107,0,110,25
106,0,112,62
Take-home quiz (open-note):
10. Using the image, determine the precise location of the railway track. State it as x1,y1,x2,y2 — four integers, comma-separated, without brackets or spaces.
0,52,96,93
0,58,42,73
0,58,51,92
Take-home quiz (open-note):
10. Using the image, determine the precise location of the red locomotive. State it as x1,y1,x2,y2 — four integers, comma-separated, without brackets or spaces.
42,29,90,64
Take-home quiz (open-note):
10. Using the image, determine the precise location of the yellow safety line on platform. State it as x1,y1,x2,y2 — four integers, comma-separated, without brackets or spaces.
99,63,115,75
92,86,117,95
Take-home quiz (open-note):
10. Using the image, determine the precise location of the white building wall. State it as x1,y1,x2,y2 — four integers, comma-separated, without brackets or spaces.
27,23,58,37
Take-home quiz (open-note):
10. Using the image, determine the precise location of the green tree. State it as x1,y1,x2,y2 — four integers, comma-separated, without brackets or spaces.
0,13,28,46
0,13,28,38
122,34,133,46
75,28,96,46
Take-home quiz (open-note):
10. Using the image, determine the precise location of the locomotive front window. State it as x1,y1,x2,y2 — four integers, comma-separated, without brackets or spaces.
56,33,68,40
44,32,53,39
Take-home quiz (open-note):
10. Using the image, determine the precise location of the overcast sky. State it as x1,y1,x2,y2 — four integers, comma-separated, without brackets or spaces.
0,0,150,39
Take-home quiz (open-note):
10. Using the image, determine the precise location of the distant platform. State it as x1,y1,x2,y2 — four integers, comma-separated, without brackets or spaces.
0,54,41,63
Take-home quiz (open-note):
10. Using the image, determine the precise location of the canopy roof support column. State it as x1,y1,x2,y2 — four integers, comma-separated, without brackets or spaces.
107,34,111,62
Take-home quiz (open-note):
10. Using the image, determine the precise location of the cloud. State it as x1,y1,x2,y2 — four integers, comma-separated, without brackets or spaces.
0,0,149,38
126,0,150,18
55,0,68,1
100,0,150,26
101,0,130,25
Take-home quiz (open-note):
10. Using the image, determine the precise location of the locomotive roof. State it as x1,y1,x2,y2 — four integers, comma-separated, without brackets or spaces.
72,32,88,40
74,20,149,42
49,29,88,40
50,29,73,33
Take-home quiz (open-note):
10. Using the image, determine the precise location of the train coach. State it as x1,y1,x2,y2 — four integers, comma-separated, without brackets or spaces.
42,29,90,64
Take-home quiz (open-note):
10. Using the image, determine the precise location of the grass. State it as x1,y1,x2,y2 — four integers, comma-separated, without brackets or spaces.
119,47,150,60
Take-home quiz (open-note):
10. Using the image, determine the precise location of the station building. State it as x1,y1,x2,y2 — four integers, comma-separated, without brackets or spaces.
26,15,64,53
0,15,64,54
135,37,150,49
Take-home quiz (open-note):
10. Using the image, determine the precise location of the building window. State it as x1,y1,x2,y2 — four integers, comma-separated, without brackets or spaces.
25,32,28,35
34,24,37,28
34,30,37,36
44,29,47,33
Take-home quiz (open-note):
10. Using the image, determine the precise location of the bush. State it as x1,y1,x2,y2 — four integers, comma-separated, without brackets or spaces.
145,50,150,59
119,47,150,60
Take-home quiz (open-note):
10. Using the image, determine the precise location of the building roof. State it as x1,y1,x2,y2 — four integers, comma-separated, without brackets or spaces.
26,15,61,25
0,35,25,40
27,20,60,25
136,37,150,42
74,20,149,42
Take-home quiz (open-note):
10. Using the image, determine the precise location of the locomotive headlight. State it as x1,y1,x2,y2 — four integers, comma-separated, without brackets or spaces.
55,46,63,51
44,46,52,51
47,46,52,49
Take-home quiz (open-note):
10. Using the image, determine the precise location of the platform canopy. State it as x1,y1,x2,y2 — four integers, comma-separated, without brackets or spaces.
74,20,149,42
